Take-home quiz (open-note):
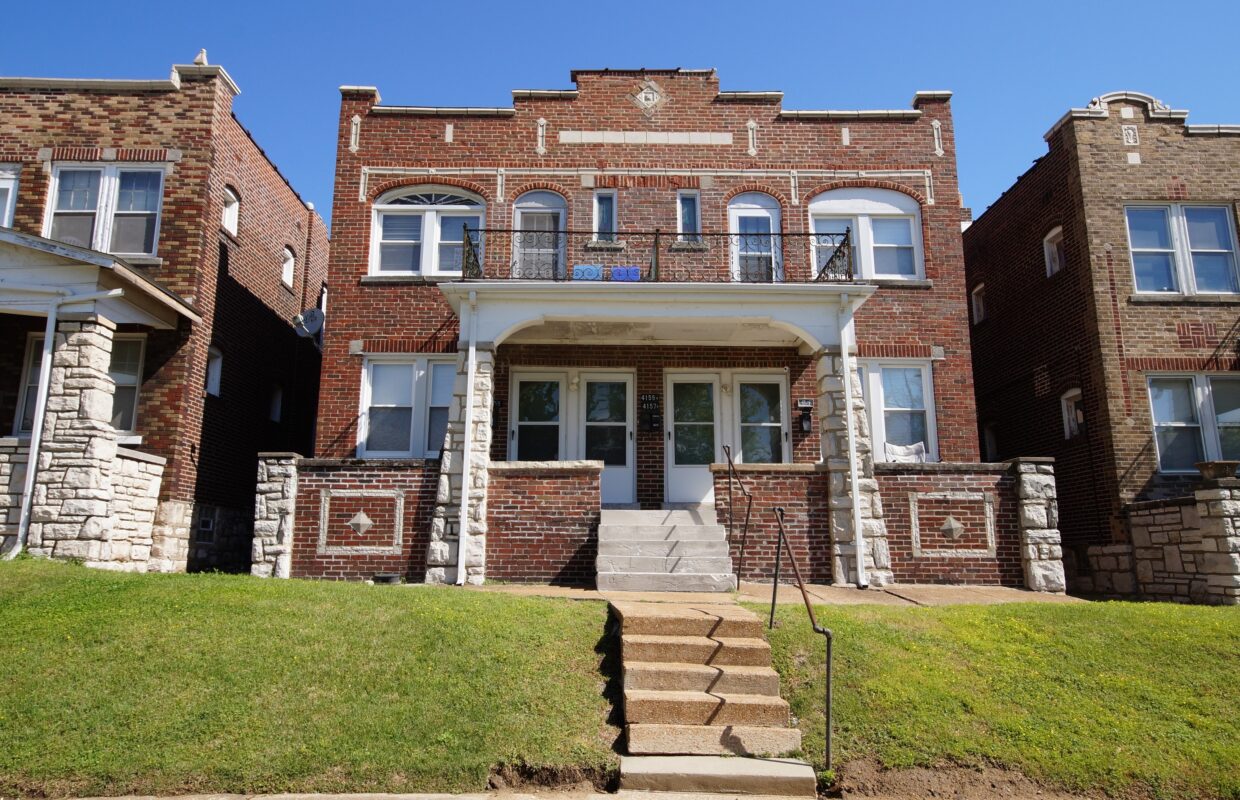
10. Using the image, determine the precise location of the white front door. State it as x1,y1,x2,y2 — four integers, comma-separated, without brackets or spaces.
512,373,565,460
581,373,635,505
665,374,721,504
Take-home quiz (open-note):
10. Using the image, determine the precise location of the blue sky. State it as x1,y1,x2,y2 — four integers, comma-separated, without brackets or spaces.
4,0,1237,225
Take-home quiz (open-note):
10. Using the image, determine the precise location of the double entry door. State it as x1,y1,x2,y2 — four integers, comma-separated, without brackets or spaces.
510,371,636,505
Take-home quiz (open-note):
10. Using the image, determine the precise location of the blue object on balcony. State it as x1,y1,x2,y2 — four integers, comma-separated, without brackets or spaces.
572,264,604,280
611,266,642,281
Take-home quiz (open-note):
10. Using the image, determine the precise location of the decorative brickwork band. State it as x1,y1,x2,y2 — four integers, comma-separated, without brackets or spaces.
1011,458,1067,593
252,453,300,578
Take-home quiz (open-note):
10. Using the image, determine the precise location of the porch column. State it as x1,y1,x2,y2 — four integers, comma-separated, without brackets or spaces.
816,351,894,587
426,347,494,585
27,316,123,565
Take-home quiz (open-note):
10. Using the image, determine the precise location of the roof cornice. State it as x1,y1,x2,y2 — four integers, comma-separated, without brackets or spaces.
512,89,578,100
779,109,922,120
1043,91,1190,141
370,106,516,117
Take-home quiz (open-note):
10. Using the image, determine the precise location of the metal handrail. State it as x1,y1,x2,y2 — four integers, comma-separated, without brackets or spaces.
770,505,835,774
720,445,753,580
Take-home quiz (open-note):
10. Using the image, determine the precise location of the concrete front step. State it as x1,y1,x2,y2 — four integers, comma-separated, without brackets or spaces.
623,634,771,666
602,509,719,526
619,755,817,796
598,523,728,541
600,572,738,592
598,555,734,574
599,539,731,558
626,723,803,757
624,661,781,694
612,601,765,638
624,689,790,726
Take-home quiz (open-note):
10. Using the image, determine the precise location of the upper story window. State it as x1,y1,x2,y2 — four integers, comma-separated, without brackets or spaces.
1148,375,1240,472
1043,226,1065,277
728,192,782,282
221,186,240,236
281,246,296,288
677,190,701,242
857,360,938,463
1125,204,1239,295
45,165,164,257
513,190,567,279
369,187,484,276
0,164,18,227
205,346,223,397
593,190,617,242
808,187,924,280
971,283,986,324
1061,388,1084,439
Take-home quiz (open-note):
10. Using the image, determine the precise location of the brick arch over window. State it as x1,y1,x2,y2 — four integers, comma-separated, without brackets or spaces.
720,184,788,231
367,176,493,204
800,179,927,207
508,181,573,204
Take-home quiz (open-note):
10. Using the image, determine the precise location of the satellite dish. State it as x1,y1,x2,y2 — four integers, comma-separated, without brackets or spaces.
293,307,324,337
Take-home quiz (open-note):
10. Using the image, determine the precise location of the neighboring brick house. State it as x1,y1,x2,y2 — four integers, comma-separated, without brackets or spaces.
254,69,1064,594
0,54,328,572
964,92,1240,603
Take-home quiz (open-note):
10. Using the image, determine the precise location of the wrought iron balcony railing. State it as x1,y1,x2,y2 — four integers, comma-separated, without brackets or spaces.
458,228,853,283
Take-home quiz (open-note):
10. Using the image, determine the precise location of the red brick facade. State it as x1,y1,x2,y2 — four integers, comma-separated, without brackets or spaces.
486,463,601,584
964,93,1240,575
0,61,329,570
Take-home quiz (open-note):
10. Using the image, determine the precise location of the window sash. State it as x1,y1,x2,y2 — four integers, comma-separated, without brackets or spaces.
677,191,701,240
282,249,296,287
46,165,163,256
1145,375,1240,473
1126,204,1240,295
359,357,456,458
859,361,937,461
0,166,19,227
594,192,617,241
17,335,143,434
812,213,921,280
372,205,485,275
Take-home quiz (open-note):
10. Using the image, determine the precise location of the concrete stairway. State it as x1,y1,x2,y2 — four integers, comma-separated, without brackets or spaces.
614,600,816,796
596,508,737,592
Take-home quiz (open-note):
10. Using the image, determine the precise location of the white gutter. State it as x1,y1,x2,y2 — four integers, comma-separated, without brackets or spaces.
838,294,868,588
4,287,124,561
454,291,479,585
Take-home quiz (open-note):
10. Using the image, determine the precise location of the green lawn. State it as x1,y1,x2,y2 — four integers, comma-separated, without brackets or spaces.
756,600,1240,800
0,559,617,797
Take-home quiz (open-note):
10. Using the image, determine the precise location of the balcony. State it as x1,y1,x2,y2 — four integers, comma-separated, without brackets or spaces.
459,229,853,283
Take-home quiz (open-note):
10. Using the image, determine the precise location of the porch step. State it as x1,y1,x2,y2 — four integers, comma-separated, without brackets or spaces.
598,555,734,574
598,523,728,541
619,755,816,796
601,508,719,526
624,689,789,726
599,572,738,593
612,601,765,638
623,634,771,666
626,723,803,757
624,661,781,694
599,539,730,558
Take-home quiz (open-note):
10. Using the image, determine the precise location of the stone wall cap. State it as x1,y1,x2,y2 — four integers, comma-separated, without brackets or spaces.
298,457,438,469
0,436,24,448
491,459,604,473
709,462,829,473
1124,495,1196,514
257,451,305,459
116,447,167,466
1002,456,1056,464
876,461,1010,474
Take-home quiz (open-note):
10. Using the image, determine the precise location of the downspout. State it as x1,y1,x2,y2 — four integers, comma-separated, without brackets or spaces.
454,290,479,585
838,293,868,588
4,287,124,561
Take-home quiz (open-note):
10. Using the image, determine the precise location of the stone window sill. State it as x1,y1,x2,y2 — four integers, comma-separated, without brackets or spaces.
1128,293,1240,305
869,278,933,289
360,274,461,285
122,255,163,267
584,239,626,251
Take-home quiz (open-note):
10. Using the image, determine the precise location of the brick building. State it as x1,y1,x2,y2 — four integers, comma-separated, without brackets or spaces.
254,69,1064,593
0,54,328,572
964,92,1239,603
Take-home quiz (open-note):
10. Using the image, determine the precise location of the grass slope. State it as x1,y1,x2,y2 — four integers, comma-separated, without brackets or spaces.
758,601,1240,800
0,559,616,797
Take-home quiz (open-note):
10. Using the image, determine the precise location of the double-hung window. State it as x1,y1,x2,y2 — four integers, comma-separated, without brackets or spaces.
593,190,617,242
1148,375,1240,472
359,356,457,458
15,335,144,435
1043,226,1065,277
808,188,924,280
46,165,164,257
0,164,18,227
857,360,938,462
677,190,701,242
370,188,484,276
1125,204,1239,294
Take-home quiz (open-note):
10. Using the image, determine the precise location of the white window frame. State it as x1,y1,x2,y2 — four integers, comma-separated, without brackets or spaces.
808,188,925,281
281,246,296,288
221,186,240,236
508,370,569,462
1060,388,1083,439
1043,226,1065,277
42,163,166,257
356,355,457,458
14,333,145,437
593,189,618,242
367,187,485,277
1124,203,1240,295
676,189,702,241
727,193,783,282
857,359,939,462
0,164,18,227
269,385,283,423
971,283,986,324
1146,374,1239,473
731,372,792,465
205,346,223,397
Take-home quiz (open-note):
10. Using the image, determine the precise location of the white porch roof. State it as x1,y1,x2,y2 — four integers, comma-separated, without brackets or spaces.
437,281,876,353
0,229,200,328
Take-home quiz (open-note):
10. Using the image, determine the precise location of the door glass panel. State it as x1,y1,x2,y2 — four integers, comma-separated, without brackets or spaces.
739,382,783,463
586,381,626,422
586,426,627,466
516,212,560,278
673,382,714,423
736,216,773,282
517,426,559,460
517,380,560,461
673,382,715,465
674,425,715,465
584,380,627,466
741,427,782,463
739,383,781,423
1211,379,1240,462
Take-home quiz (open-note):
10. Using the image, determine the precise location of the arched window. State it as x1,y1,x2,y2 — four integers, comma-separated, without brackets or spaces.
807,187,924,280
513,191,567,278
370,186,484,276
281,246,296,288
221,186,240,236
727,192,782,282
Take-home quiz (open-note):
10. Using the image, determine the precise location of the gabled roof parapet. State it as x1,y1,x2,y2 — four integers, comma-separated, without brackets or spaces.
512,89,578,100
780,109,922,120
339,85,381,103
912,90,952,104
1043,91,1190,141
370,106,516,117
172,63,240,96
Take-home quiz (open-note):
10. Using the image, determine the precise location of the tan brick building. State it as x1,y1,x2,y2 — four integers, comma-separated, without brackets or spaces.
964,91,1240,601
0,54,328,572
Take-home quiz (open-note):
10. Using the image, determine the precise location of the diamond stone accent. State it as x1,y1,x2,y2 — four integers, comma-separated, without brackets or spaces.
348,511,373,536
940,515,964,540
